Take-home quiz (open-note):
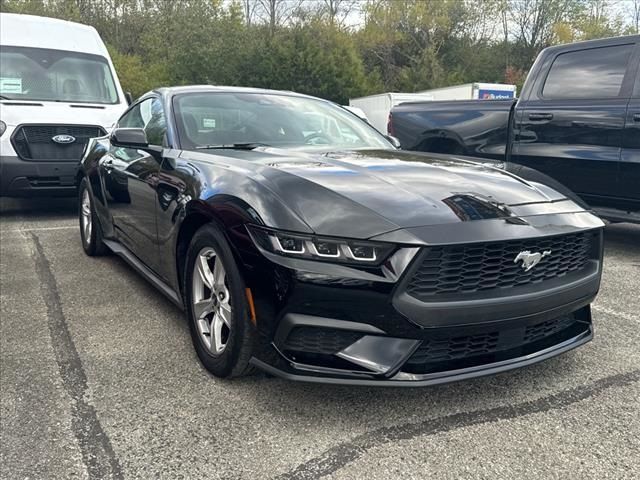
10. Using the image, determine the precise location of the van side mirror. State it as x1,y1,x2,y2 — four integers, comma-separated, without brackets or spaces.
125,92,133,105
384,135,401,149
111,128,148,148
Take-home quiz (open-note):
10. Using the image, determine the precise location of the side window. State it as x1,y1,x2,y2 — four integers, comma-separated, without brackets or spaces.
117,97,166,145
542,44,634,99
117,100,147,128
144,98,167,146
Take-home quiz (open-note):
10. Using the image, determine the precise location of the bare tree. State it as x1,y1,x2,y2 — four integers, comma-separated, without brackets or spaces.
322,0,359,27
242,0,260,26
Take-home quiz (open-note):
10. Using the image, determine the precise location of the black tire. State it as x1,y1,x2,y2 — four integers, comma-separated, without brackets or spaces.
78,177,108,256
185,223,257,378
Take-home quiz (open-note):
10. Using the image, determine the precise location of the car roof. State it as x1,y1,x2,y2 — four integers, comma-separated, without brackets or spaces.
153,85,319,101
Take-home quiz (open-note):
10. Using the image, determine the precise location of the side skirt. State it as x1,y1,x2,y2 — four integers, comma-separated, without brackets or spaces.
103,239,184,310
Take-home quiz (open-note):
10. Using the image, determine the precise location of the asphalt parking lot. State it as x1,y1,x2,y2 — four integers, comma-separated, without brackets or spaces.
1,197,638,480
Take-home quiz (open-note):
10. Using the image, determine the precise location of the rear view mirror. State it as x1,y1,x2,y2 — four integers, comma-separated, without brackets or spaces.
111,128,148,148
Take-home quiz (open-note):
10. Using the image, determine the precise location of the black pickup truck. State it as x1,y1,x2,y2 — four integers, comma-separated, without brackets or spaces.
390,35,640,223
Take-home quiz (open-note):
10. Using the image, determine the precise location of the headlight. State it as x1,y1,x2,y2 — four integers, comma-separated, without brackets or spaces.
246,225,396,265
0,121,6,137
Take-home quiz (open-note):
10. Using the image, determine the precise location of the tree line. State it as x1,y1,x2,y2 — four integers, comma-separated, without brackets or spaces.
1,0,638,103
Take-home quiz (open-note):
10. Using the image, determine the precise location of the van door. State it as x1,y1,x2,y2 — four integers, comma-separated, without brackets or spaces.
513,41,636,209
620,65,640,214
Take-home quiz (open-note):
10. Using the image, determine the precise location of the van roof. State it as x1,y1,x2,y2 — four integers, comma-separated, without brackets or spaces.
0,13,109,57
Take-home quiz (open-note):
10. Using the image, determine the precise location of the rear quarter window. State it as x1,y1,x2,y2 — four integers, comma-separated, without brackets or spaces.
542,44,634,99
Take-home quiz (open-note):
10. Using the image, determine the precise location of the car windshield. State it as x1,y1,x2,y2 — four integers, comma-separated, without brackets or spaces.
173,92,392,151
0,46,118,104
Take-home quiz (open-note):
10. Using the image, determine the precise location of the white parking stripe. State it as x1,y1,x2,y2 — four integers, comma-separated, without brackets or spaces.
1,225,78,233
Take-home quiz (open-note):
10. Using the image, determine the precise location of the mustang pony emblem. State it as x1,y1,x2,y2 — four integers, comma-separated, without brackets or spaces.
514,250,551,272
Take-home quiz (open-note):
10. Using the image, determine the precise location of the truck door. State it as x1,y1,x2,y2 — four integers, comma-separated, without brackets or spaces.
621,61,640,214
513,41,636,209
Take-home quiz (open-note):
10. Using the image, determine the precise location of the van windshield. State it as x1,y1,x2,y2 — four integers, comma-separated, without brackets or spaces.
0,46,118,104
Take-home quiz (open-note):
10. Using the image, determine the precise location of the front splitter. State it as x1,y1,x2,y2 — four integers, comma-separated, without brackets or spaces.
249,328,592,387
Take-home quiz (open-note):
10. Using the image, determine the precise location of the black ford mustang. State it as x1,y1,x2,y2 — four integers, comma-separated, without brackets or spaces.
78,86,604,386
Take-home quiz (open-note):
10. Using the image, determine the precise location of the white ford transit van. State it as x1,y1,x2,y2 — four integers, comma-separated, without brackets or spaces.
0,13,129,196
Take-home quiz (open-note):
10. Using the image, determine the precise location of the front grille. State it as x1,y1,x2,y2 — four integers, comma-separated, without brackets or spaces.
404,314,588,374
11,125,104,161
283,327,363,355
406,232,594,301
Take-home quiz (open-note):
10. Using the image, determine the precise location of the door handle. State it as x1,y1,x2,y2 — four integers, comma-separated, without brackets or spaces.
103,159,114,166
528,112,553,121
633,113,640,122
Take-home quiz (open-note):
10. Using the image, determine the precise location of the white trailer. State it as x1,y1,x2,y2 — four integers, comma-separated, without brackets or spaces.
418,83,516,101
349,92,434,133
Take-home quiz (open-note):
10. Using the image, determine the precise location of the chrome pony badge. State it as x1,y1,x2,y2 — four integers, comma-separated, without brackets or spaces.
514,250,551,272
52,134,76,144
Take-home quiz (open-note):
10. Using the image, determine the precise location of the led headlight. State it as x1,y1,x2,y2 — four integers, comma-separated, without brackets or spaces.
247,225,395,266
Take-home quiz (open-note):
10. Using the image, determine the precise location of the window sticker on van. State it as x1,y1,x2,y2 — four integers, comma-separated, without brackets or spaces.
0,77,22,94
203,118,216,128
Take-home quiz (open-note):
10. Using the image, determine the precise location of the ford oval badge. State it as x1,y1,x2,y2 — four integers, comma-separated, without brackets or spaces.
52,134,76,144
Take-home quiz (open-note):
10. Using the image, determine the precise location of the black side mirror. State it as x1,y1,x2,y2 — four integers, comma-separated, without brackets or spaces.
125,92,133,105
111,128,148,148
384,135,402,149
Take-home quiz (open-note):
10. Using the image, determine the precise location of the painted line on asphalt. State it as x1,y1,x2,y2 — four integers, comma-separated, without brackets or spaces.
1,225,78,233
593,304,638,323
29,231,123,480
275,369,640,480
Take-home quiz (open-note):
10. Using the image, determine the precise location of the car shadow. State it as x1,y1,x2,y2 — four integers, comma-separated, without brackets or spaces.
0,196,77,219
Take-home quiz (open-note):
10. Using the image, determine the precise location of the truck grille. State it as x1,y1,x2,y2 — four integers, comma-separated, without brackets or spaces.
11,125,105,161
405,232,594,301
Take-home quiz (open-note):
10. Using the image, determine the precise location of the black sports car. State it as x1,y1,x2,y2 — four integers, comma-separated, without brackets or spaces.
78,86,604,386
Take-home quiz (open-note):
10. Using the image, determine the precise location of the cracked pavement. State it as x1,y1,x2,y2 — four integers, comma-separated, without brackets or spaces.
1,197,639,479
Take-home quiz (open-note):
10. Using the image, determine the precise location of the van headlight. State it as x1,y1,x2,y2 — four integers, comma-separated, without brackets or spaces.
246,225,396,266
0,121,6,137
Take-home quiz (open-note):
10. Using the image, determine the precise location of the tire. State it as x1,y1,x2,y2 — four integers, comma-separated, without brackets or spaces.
185,223,257,378
78,177,108,256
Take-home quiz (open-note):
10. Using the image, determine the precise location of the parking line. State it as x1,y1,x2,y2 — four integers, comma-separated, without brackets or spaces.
1,225,78,233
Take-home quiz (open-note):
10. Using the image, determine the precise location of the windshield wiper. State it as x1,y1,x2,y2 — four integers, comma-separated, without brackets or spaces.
194,142,270,150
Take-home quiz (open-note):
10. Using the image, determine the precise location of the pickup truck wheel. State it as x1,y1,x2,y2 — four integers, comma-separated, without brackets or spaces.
185,224,257,379
78,177,108,256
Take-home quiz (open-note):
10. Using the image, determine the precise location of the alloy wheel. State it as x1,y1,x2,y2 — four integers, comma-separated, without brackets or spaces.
81,188,92,242
192,247,232,355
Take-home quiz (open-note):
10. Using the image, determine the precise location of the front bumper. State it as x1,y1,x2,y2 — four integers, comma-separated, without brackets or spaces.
235,220,603,386
251,326,592,387
0,155,79,197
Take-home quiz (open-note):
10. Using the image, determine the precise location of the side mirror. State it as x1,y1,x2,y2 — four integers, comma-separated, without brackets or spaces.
384,135,401,149
111,128,148,148
125,92,133,105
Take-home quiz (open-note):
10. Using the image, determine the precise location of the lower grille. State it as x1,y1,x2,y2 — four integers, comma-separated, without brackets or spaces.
406,232,594,301
11,124,105,161
283,327,363,355
403,314,588,374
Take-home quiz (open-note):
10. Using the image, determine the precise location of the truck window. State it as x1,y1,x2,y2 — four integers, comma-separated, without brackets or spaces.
542,44,634,99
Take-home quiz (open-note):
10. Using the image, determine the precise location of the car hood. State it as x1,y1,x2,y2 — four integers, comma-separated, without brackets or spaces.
197,148,584,239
